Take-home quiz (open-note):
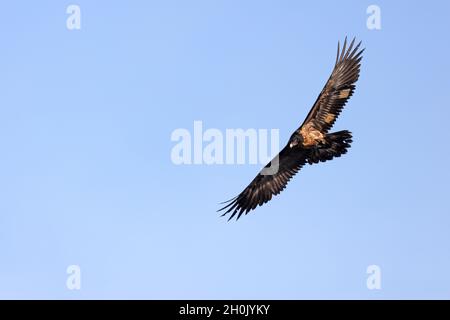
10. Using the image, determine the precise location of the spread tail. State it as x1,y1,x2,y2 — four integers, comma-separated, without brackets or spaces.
308,130,352,164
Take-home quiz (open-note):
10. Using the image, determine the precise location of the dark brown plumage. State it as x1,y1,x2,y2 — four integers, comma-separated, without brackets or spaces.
219,37,364,221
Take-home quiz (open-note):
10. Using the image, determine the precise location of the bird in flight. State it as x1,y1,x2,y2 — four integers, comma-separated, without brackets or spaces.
219,37,364,221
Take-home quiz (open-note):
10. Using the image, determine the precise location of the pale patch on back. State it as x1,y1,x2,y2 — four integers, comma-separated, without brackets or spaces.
300,123,325,147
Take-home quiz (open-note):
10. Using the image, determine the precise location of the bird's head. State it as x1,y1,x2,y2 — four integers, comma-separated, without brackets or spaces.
289,134,303,148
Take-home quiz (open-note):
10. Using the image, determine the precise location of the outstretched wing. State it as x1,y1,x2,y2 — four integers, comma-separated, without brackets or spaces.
299,37,364,133
218,145,309,221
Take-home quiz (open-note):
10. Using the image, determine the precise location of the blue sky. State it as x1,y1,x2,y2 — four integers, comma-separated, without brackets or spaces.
0,0,449,299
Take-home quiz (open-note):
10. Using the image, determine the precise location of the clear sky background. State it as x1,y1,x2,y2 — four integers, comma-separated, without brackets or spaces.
1,0,449,299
